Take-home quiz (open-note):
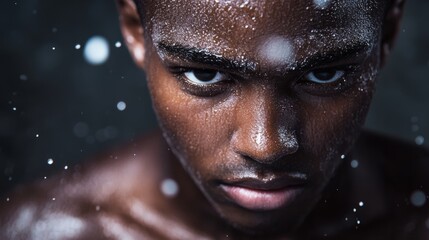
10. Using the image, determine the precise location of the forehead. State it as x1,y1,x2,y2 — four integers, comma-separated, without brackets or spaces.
144,0,385,64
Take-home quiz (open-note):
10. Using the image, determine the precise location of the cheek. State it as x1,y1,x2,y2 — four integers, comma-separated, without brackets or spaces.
300,83,375,178
298,50,379,177
147,62,234,177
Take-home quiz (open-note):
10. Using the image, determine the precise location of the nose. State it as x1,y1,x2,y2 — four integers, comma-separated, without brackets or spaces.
231,87,298,164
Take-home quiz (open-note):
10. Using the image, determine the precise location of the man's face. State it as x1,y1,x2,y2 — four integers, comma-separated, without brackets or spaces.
140,0,385,234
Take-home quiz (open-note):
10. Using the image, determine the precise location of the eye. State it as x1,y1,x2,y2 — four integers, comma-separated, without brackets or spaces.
305,69,345,84
184,69,226,85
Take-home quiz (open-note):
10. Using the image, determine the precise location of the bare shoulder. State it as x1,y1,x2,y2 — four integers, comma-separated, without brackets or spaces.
0,131,172,239
350,130,429,239
357,130,429,189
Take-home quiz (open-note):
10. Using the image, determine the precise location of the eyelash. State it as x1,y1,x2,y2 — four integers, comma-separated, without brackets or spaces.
295,65,359,96
171,68,234,97
170,65,359,97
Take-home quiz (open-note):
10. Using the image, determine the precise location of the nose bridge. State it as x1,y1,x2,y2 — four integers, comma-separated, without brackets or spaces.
232,87,298,163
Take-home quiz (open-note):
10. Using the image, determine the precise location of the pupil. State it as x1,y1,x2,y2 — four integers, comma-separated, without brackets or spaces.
313,69,336,81
194,70,217,82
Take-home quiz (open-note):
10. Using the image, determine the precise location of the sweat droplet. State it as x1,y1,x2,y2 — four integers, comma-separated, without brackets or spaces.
47,158,54,165
84,36,109,65
160,179,179,197
116,101,126,111
410,190,426,207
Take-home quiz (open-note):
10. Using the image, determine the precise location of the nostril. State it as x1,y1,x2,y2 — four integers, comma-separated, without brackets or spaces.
238,146,294,165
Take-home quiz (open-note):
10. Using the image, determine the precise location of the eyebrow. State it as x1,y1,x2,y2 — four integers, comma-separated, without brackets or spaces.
157,42,257,73
298,43,370,70
156,41,370,74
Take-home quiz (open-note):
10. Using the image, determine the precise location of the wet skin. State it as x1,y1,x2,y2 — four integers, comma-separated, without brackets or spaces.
132,0,384,233
1,0,429,239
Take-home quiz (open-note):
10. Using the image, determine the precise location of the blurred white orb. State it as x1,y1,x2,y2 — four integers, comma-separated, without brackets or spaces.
116,101,127,111
84,36,109,65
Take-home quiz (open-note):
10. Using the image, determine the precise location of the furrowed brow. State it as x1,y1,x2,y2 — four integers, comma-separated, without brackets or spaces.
156,41,370,75
156,42,257,72
296,43,371,70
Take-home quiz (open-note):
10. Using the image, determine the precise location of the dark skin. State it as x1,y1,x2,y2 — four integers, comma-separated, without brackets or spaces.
1,0,429,239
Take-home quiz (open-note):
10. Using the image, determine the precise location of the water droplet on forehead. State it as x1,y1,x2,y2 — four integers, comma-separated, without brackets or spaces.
239,0,250,8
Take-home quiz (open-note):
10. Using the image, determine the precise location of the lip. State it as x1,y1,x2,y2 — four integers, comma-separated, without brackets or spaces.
220,176,307,211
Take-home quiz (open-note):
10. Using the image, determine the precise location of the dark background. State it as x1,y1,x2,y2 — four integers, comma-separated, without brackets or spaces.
1,0,428,196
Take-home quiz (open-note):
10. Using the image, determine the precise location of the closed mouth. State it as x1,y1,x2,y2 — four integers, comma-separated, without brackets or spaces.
219,175,307,211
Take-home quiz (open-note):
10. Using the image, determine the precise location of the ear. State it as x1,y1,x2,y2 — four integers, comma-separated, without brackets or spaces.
116,0,146,69
380,0,406,68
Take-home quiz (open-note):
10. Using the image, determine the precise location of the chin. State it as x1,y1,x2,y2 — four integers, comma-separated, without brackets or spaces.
212,202,310,236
